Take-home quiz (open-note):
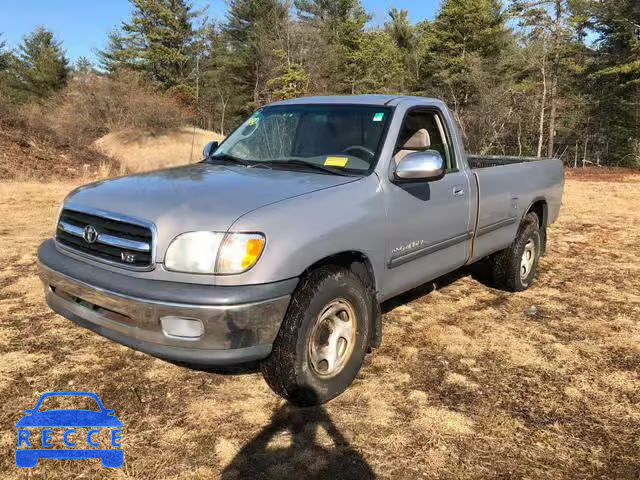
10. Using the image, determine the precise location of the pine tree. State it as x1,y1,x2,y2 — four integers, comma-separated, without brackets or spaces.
0,34,8,83
74,56,95,75
295,0,368,43
266,50,309,101
295,0,369,93
584,0,639,165
9,26,69,102
385,9,422,91
424,0,509,97
98,0,201,94
0,34,8,72
421,0,511,149
198,24,230,133
386,8,414,51
0,34,9,98
220,0,289,115
347,30,404,94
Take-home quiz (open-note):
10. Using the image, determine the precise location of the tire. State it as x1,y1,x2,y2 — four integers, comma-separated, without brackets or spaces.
491,212,541,292
261,265,372,406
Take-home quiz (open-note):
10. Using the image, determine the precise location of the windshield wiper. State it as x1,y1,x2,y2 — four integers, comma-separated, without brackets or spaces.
206,153,250,167
268,159,356,176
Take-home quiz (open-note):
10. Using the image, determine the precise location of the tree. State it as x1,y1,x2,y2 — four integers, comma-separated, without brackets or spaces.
511,1,576,157
295,0,369,93
100,29,140,73
74,56,95,75
421,0,511,150
266,50,309,100
424,0,510,95
98,0,202,96
0,33,10,96
347,30,404,94
220,0,290,116
9,26,70,102
198,23,229,133
0,34,9,72
585,0,640,165
385,9,423,91
295,0,369,42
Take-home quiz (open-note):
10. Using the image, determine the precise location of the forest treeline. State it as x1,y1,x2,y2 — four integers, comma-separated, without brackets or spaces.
1,0,638,166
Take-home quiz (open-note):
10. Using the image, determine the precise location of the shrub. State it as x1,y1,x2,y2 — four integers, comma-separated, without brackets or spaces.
44,71,191,146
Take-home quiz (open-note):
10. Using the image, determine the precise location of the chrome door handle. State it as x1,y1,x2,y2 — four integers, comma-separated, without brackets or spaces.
453,186,465,197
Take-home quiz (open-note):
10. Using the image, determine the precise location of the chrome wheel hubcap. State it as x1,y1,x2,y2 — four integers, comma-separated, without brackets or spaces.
520,239,536,280
308,299,356,378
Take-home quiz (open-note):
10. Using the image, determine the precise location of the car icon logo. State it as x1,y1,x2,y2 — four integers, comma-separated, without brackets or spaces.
83,225,98,244
15,391,124,468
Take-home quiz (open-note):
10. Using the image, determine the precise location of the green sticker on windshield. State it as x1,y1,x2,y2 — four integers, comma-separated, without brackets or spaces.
373,112,385,122
247,112,261,126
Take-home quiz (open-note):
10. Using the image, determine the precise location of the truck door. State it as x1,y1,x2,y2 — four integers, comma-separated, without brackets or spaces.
382,108,474,299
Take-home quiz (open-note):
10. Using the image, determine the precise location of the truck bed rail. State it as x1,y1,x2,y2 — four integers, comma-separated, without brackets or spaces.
467,155,553,169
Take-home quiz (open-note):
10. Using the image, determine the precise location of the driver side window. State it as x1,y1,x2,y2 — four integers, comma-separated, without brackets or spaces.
395,110,454,170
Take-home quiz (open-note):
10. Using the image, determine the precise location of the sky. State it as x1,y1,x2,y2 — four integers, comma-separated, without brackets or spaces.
0,0,442,64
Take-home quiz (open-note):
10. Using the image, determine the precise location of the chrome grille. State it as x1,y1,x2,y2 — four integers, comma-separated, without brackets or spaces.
56,209,153,268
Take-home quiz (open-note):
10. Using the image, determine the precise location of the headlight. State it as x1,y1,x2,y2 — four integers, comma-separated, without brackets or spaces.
164,232,265,274
165,232,224,274
216,233,265,274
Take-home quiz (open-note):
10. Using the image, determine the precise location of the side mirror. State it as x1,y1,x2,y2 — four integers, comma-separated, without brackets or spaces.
394,150,445,181
203,141,219,158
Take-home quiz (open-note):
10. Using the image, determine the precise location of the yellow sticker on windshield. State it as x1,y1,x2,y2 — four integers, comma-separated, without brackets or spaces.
324,156,349,167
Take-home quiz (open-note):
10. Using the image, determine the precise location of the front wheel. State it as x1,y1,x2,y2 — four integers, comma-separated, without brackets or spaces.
491,212,542,292
261,266,372,406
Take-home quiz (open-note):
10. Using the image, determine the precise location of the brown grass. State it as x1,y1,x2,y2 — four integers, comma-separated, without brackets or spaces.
94,127,224,173
565,166,640,183
0,72,198,182
1,178,639,478
0,109,121,182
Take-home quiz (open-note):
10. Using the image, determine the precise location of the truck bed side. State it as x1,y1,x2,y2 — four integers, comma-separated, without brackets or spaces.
467,156,564,263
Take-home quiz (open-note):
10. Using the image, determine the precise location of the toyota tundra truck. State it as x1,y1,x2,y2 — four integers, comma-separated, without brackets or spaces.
38,95,564,405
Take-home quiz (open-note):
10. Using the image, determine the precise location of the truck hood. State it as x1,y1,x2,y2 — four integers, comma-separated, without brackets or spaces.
65,163,357,254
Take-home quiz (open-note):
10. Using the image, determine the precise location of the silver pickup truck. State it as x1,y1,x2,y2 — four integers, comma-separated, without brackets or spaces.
38,95,563,405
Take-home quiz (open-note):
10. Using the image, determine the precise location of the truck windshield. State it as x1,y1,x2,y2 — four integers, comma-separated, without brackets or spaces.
211,105,392,174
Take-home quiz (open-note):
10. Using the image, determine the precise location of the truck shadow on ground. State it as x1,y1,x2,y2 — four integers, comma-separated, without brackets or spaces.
184,266,497,479
221,388,376,480
381,261,494,313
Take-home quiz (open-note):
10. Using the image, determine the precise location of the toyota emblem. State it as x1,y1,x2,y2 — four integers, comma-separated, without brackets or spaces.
83,225,98,244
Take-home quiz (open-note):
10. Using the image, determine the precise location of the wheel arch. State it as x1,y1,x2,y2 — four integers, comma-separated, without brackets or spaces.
525,198,548,227
524,198,548,254
300,250,382,349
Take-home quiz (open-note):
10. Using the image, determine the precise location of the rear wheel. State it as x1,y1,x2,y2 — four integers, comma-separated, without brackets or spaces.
261,266,371,406
491,212,541,291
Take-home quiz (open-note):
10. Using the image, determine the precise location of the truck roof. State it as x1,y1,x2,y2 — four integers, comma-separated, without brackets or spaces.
271,94,443,108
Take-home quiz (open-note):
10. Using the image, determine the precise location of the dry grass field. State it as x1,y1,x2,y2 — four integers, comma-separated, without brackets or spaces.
0,173,639,479
94,127,224,173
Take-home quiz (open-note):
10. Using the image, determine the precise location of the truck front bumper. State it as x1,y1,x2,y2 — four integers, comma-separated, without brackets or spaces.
37,239,296,366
